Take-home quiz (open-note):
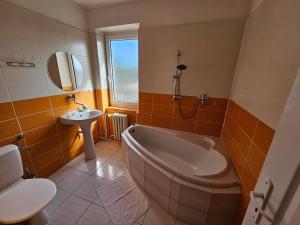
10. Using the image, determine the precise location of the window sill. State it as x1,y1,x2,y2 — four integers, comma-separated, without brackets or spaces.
106,106,138,113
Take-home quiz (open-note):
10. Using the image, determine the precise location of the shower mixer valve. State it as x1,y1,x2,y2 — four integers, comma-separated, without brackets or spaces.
198,94,209,105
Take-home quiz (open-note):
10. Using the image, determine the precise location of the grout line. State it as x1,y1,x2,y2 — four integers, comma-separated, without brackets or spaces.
22,121,56,134
0,117,18,123
0,134,21,142
245,120,259,159
16,108,54,119
0,67,38,176
48,96,67,165
73,201,94,225
29,133,58,147
31,145,62,163
48,190,74,216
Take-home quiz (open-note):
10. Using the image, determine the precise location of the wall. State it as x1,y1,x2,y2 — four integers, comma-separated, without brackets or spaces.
89,0,250,138
229,0,300,129
222,101,275,224
221,0,300,223
5,0,88,31
0,1,100,177
136,19,245,136
88,0,252,30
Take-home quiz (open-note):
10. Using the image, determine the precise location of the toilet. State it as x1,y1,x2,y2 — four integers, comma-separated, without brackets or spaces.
0,145,56,225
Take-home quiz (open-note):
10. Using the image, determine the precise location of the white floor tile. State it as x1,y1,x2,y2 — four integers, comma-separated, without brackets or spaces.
75,158,105,174
76,204,110,225
48,167,75,185
66,154,85,168
136,212,147,224
58,169,89,192
48,195,90,225
143,202,175,225
111,167,132,181
74,176,107,202
45,188,71,215
93,162,120,180
93,196,104,206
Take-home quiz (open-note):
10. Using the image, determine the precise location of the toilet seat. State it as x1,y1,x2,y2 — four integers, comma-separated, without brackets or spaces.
0,178,56,224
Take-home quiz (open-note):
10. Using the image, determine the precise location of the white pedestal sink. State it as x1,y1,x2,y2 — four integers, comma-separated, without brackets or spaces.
60,109,102,160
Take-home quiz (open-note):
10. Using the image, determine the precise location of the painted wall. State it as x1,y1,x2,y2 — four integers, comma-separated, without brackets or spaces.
5,0,88,31
0,1,100,177
221,0,300,223
88,0,252,31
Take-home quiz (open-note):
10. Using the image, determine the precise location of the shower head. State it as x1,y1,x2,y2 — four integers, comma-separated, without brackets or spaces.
177,64,187,71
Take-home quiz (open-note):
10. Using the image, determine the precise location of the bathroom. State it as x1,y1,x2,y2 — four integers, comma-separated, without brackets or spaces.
0,0,300,225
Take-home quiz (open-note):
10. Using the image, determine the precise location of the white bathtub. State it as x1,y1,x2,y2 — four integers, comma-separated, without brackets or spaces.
122,124,237,187
122,125,241,225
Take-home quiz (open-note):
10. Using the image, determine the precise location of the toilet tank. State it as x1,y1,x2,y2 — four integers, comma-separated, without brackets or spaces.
0,145,23,191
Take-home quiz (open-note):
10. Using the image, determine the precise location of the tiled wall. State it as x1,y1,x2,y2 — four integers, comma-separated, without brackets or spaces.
221,100,275,224
137,92,228,136
94,19,245,138
0,1,100,177
0,91,99,177
230,0,300,129
138,19,245,97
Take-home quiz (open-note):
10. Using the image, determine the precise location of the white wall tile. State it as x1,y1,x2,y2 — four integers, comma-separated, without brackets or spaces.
0,71,11,103
138,19,245,98
0,2,97,102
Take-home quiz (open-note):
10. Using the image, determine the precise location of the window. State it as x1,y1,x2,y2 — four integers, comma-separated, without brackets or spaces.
106,32,138,108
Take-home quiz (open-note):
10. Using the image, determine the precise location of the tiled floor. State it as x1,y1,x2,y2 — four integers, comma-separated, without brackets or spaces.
46,140,187,225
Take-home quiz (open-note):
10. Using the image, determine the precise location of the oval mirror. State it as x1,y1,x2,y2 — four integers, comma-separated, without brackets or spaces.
47,52,83,91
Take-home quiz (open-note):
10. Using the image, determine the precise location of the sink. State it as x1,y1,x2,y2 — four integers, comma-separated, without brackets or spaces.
60,109,102,160
60,109,102,126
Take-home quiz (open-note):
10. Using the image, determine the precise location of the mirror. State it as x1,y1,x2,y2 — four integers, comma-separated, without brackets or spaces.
47,52,83,91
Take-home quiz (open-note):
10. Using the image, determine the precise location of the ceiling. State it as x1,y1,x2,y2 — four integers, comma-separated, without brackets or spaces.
72,0,137,9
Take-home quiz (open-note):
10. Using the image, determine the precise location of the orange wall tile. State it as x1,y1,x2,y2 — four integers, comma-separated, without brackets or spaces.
0,119,20,140
173,118,196,132
137,92,228,137
23,123,57,145
29,135,60,159
152,115,172,128
139,92,153,103
13,97,51,117
253,121,275,154
18,110,55,132
221,100,275,225
0,90,101,178
0,102,15,121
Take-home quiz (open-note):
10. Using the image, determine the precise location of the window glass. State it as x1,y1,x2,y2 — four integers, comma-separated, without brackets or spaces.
109,39,138,103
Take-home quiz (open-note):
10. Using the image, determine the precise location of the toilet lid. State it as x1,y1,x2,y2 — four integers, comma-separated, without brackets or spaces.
0,178,56,224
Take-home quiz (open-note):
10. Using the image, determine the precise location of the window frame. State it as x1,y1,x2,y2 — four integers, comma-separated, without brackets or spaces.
105,31,139,109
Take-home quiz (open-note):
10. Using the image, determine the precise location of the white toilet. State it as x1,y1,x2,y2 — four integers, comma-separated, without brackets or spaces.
0,145,56,225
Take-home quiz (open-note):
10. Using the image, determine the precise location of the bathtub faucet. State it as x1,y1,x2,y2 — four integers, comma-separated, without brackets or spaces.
198,94,208,105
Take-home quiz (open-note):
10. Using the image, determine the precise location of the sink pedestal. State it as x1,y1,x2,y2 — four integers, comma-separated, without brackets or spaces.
81,124,96,160
59,109,102,161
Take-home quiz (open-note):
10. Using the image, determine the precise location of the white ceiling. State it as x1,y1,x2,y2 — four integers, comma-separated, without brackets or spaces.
72,0,136,9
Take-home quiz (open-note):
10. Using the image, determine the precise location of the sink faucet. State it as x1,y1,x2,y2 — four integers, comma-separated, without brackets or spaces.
75,101,88,112
66,94,88,112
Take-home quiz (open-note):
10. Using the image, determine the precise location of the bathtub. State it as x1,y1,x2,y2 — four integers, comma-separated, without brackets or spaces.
122,124,241,225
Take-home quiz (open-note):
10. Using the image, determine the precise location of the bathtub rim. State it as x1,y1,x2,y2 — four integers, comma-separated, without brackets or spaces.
122,124,239,188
